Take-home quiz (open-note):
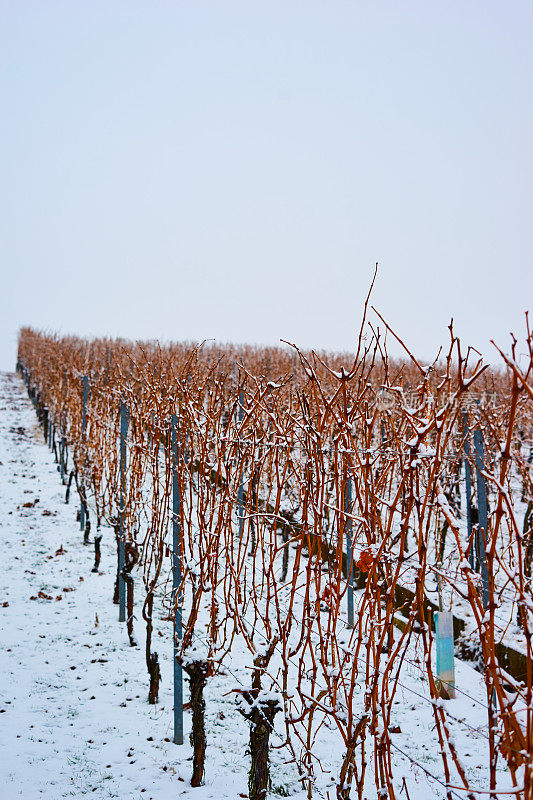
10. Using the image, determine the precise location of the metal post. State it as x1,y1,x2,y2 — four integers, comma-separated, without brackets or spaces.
80,376,89,531
435,611,455,698
345,476,354,628
148,411,154,450
237,390,244,538
82,376,89,433
60,437,65,483
473,428,490,609
118,401,129,623
52,423,58,461
462,413,474,569
171,414,184,745
473,427,497,730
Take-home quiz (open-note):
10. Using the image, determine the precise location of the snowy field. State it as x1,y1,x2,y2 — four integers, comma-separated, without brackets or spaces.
0,371,519,799
0,372,246,800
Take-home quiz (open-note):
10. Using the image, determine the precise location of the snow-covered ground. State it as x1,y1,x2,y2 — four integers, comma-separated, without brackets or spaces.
0,372,249,800
0,372,520,799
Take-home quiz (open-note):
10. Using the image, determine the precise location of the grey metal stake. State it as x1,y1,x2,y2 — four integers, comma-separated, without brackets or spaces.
52,423,58,462
82,375,89,432
60,437,65,483
80,376,89,531
237,390,244,538
148,411,154,450
345,476,354,628
473,428,497,734
118,401,129,623
171,414,184,745
462,413,475,569
473,428,490,609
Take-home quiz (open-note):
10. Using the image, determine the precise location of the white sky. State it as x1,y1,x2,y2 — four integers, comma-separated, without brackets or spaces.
1,1,532,371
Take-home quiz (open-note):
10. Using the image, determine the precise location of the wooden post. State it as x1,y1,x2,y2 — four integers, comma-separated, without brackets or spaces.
171,414,184,745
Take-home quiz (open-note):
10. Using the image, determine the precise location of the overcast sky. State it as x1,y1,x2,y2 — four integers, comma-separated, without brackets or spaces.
1,1,532,371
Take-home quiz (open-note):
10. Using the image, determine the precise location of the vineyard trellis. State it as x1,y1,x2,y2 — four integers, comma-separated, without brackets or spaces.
16,315,533,800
